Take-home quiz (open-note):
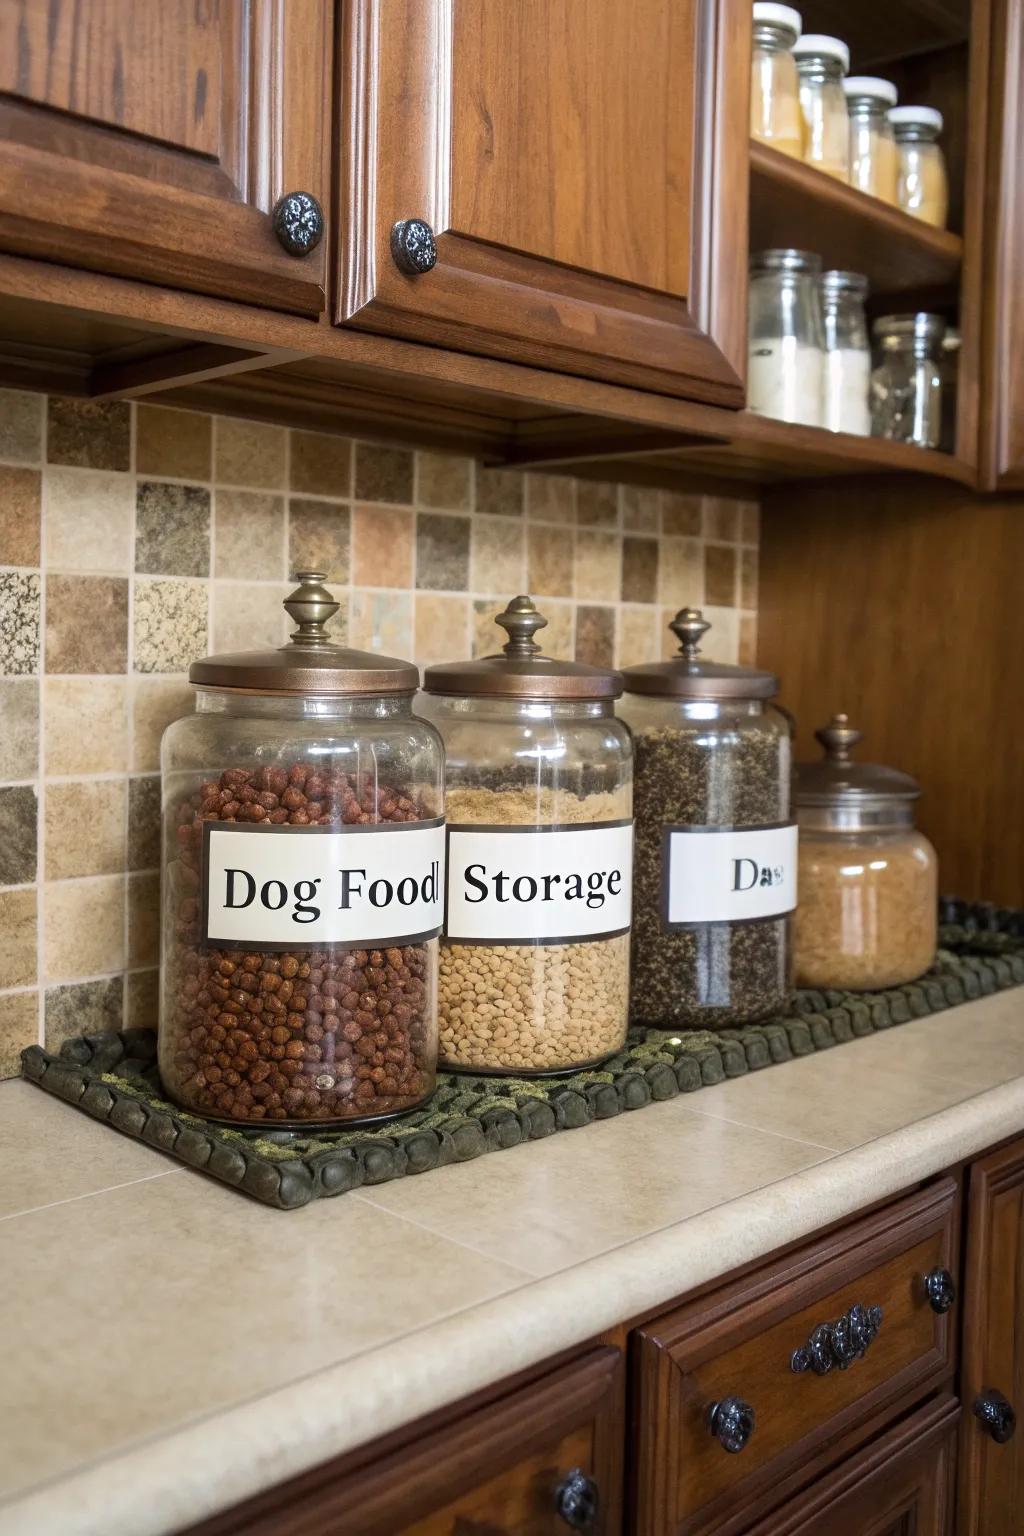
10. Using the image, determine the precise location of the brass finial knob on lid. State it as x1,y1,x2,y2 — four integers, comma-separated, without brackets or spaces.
669,606,712,660
283,571,340,647
815,713,864,764
495,595,548,658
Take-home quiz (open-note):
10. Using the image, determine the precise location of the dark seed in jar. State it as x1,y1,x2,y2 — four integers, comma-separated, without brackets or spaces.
161,763,436,1125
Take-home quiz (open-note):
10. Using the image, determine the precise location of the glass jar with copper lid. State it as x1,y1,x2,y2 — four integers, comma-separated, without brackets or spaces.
419,596,633,1075
794,714,938,990
159,572,444,1126
619,607,795,1029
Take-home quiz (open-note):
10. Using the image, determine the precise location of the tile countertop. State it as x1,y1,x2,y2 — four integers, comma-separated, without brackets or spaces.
3,992,1024,1536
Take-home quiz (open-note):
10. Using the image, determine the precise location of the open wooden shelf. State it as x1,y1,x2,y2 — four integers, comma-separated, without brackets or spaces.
750,141,963,302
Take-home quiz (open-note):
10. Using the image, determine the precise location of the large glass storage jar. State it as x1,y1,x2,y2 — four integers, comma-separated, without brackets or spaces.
821,269,871,435
748,248,825,426
871,312,946,447
890,106,948,227
159,573,444,1127
420,596,632,1076
794,715,938,989
751,3,804,159
620,608,794,1029
844,76,899,202
792,34,850,180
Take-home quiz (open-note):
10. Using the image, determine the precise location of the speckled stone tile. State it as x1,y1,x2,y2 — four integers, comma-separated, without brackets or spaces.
526,524,574,598
0,390,43,464
471,517,524,594
348,590,412,658
702,497,741,542
130,677,193,771
352,506,414,589
126,967,158,1029
0,991,37,1077
136,405,212,481
658,537,704,608
661,492,703,537
618,604,659,667
525,473,575,523
475,467,524,517
576,481,618,530
739,614,758,665
574,531,620,602
290,431,352,498
211,582,282,656
44,976,123,1054
0,466,41,566
354,443,414,504
416,513,470,591
575,604,616,668
45,468,133,575
43,875,125,982
0,571,40,676
416,451,472,511
621,536,658,604
0,786,37,885
45,574,127,674
621,486,659,534
215,419,286,490
127,871,160,969
127,775,161,870
214,490,285,581
46,398,130,471
0,887,37,988
702,606,740,663
44,677,129,776
135,483,210,578
132,579,207,674
0,679,39,781
287,499,350,585
704,543,738,607
740,548,758,609
413,593,470,667
739,501,760,544
44,780,126,880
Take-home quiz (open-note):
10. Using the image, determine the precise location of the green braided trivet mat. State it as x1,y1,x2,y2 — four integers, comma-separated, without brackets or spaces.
21,916,1024,1210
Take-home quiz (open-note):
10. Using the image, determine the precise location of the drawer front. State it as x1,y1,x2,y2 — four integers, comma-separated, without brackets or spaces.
634,1179,958,1536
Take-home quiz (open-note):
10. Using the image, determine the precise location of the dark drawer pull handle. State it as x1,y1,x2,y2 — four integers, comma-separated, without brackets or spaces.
708,1396,756,1453
791,1303,883,1375
924,1267,957,1314
555,1467,600,1530
974,1389,1017,1444
391,218,438,274
271,192,324,256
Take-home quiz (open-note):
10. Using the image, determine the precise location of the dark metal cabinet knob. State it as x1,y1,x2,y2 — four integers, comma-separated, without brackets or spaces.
974,1389,1017,1444
924,1267,957,1314
554,1468,599,1530
708,1396,756,1454
791,1303,883,1375
272,192,324,256
391,218,437,274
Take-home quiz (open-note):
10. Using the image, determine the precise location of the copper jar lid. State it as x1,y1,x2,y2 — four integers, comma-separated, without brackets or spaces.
795,715,921,830
189,572,419,696
422,595,622,700
621,607,779,699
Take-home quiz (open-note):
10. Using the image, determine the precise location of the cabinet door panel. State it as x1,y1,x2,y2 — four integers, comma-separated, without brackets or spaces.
958,1137,1024,1535
339,0,747,403
980,0,1024,486
0,0,330,313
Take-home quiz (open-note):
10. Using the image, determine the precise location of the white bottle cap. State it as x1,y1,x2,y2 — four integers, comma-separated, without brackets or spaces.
792,34,851,73
843,76,899,107
752,3,802,38
888,105,944,133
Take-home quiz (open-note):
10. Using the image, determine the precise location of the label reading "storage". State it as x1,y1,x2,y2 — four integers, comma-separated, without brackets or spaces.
662,823,798,927
445,821,633,945
202,820,445,949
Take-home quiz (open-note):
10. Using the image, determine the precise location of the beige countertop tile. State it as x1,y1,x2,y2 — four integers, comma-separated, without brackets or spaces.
1,989,1023,1536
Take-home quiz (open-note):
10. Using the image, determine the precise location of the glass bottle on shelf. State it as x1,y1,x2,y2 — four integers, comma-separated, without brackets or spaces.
751,3,804,159
844,76,899,203
792,34,851,181
870,313,946,449
889,106,949,228
820,270,871,436
748,248,825,427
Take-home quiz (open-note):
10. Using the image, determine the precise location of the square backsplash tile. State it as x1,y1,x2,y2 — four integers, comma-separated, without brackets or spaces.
0,389,758,1075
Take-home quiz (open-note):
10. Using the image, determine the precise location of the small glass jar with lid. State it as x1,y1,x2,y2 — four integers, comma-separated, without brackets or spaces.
748,248,825,427
889,106,948,227
420,596,633,1076
792,33,851,180
821,270,871,435
751,3,804,159
159,572,444,1127
871,312,946,448
619,608,795,1030
794,715,938,990
844,76,899,202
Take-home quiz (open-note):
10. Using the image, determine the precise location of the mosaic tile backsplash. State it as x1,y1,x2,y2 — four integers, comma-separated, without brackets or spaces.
0,388,759,1078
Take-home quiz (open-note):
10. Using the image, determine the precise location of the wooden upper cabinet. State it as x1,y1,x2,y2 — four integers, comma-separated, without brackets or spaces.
338,0,749,403
0,0,331,314
980,0,1024,486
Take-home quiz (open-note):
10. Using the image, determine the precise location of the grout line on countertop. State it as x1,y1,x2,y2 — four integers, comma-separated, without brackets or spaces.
0,1165,185,1225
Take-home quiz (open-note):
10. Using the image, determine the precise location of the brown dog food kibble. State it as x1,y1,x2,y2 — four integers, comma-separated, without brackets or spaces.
160,761,437,1126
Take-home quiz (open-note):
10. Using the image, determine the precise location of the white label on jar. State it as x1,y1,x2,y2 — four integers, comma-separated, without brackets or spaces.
662,823,798,927
202,820,445,949
445,821,633,944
